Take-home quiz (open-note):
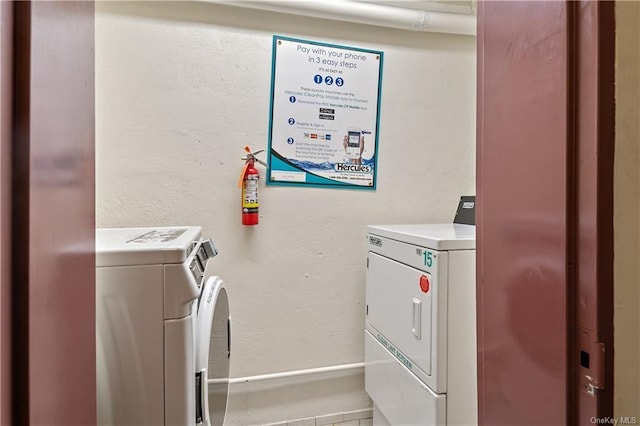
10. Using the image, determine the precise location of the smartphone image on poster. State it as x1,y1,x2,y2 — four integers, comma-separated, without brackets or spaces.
347,129,361,159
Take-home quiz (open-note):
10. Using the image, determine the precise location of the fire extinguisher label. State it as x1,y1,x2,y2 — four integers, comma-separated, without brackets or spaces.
242,176,259,211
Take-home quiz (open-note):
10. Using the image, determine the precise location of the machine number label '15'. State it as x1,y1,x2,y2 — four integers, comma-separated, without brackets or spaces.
423,250,434,268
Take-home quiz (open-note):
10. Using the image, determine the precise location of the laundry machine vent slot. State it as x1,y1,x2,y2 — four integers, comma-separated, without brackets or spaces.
195,371,203,424
227,319,232,359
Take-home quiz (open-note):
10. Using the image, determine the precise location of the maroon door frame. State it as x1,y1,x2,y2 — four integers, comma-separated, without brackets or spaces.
0,2,13,424
477,1,614,424
573,2,615,421
12,1,96,424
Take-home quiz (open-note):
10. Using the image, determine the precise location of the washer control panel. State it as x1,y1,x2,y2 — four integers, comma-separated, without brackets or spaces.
188,239,218,285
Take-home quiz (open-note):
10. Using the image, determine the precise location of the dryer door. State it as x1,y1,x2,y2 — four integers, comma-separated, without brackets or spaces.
195,276,230,426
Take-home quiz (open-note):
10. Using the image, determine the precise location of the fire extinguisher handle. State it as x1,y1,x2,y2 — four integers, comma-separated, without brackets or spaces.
241,148,266,166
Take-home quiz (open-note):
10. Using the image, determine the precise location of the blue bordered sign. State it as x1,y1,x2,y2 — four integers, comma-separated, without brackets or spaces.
267,36,383,190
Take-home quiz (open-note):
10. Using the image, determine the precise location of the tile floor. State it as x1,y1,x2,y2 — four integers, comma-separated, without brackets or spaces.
264,408,373,426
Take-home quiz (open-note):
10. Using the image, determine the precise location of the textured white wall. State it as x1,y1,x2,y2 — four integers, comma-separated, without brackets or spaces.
614,1,640,415
96,2,476,423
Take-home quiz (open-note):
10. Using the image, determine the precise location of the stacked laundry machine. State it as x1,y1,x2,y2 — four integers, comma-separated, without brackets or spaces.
96,226,230,426
365,221,476,425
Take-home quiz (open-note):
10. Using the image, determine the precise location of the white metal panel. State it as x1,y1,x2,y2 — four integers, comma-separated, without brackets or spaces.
96,226,201,267
372,405,391,426
366,249,448,392
367,223,475,251
365,331,446,425
446,250,478,426
366,232,445,275
164,262,200,319
165,315,195,426
96,264,165,426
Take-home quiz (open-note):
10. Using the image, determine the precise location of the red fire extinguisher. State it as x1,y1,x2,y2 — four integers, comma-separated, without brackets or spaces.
238,146,266,226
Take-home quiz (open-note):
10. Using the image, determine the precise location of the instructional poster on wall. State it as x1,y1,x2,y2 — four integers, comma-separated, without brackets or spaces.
267,36,383,189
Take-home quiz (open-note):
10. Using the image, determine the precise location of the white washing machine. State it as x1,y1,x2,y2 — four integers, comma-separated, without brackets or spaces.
365,224,476,426
96,226,230,426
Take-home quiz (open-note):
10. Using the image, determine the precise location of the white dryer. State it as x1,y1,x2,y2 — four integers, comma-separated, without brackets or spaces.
365,224,476,426
96,226,230,426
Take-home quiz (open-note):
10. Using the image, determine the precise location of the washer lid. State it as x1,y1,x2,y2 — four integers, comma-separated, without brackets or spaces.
195,276,230,426
96,226,202,267
367,223,476,251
